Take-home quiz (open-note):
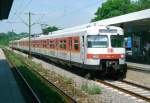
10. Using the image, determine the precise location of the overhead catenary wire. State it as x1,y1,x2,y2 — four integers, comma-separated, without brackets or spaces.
10,0,26,20
39,0,81,24
4,0,105,34
46,0,104,22
39,0,105,29
11,0,33,21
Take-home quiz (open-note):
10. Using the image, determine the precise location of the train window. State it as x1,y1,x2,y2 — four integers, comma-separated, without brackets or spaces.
111,35,124,47
63,40,66,49
74,40,79,50
49,41,52,48
87,35,108,48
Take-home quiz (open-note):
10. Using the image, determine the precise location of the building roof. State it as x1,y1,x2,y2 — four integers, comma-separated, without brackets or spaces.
0,0,14,20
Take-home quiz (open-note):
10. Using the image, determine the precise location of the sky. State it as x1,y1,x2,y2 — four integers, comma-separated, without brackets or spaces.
0,0,106,34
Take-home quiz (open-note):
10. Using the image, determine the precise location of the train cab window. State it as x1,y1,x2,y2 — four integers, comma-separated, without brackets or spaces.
111,35,124,47
87,35,108,48
74,40,79,50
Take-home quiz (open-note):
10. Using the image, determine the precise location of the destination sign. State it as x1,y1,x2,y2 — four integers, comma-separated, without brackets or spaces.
99,29,117,33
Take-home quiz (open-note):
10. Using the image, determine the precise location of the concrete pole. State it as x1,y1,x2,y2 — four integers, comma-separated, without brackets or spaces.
28,11,32,59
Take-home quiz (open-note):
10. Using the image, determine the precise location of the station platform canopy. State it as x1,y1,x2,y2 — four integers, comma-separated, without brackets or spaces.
96,9,150,26
95,9,150,33
0,0,14,20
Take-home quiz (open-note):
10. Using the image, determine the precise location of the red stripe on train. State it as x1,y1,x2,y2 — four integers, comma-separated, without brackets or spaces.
87,54,124,59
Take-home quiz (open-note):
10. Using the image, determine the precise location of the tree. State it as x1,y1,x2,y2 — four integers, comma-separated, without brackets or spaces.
0,32,28,46
42,26,59,35
137,0,150,10
91,0,150,22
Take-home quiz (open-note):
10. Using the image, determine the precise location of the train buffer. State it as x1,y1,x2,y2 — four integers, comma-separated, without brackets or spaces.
0,48,25,103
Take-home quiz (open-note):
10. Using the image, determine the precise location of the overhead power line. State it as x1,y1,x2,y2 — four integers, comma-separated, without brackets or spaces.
44,0,104,23
12,0,33,21
41,0,81,21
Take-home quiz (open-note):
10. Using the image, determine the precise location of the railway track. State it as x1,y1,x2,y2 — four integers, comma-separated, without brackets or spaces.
33,69,77,103
5,49,77,103
6,56,41,103
7,51,77,103
22,58,77,103
127,63,150,73
96,79,150,102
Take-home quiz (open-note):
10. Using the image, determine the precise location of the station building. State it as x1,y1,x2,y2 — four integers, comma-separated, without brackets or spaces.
94,9,150,64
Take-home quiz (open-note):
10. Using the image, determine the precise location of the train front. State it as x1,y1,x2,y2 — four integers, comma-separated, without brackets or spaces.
85,26,127,79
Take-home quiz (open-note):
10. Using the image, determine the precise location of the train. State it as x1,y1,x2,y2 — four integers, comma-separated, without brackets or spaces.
10,25,127,79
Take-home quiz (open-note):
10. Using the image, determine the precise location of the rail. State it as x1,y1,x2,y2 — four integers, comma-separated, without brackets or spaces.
5,53,41,103
23,58,77,103
96,80,150,102
122,80,150,91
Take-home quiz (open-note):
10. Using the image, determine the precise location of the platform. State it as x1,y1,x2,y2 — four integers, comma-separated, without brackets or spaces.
0,48,25,103
127,62,150,72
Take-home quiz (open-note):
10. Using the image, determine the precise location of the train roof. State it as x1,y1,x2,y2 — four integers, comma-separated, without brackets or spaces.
50,24,122,35
41,25,122,39
13,25,123,42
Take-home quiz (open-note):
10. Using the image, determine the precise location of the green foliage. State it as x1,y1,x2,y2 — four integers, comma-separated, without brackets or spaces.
81,82,101,95
42,26,59,35
62,76,73,84
92,0,150,22
137,0,150,10
0,32,27,46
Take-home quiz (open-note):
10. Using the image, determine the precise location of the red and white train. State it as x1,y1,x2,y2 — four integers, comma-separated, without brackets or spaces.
10,25,127,78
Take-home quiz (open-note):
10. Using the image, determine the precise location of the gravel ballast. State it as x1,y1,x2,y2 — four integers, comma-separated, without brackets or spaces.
126,69,150,88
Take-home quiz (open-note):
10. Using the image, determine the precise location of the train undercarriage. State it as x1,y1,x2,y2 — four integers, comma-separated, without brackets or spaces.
12,48,127,79
98,59,127,79
83,59,127,79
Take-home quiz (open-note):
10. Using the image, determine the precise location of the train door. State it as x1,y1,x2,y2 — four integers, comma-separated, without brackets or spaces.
81,35,85,64
68,37,72,63
55,38,58,57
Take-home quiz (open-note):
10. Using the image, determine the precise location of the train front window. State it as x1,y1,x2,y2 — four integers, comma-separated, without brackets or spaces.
111,35,124,47
87,35,108,48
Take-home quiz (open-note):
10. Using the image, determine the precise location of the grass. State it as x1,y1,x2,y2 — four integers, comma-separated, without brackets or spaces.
81,81,101,95
62,76,73,84
0,45,6,48
4,49,65,103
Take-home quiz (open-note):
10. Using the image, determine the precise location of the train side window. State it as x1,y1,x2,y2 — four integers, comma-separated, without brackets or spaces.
63,40,66,49
52,40,54,48
74,39,79,50
60,40,62,48
49,41,52,48
45,40,47,48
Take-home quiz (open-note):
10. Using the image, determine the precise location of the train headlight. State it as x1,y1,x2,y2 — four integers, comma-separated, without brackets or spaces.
120,54,125,58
